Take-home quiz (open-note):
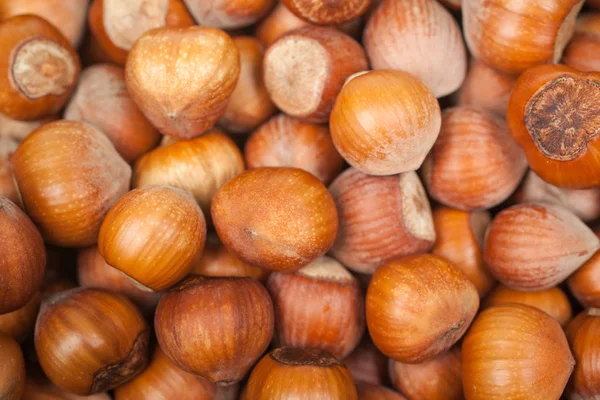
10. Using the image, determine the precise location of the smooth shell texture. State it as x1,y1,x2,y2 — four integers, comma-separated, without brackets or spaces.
484,203,600,290
569,230,600,308
355,383,406,400
98,185,206,292
0,293,40,341
212,167,338,272
183,0,275,29
0,0,88,47
244,347,358,399
422,106,527,210
483,284,572,327
77,246,161,314
458,58,516,117
125,26,240,139
330,70,441,176
330,168,435,274
34,288,149,395
366,254,479,363
132,131,244,218
507,65,600,189
364,0,466,97
566,309,600,399
463,0,584,74
282,0,370,24
267,256,365,359
0,15,80,120
344,340,389,386
88,0,194,65
389,347,463,400
245,114,344,184
22,382,111,400
219,36,276,133
11,120,131,247
255,2,310,45
0,138,19,204
515,171,600,222
462,304,574,400
0,197,45,314
431,207,494,297
155,276,274,385
263,26,368,123
114,347,234,400
563,13,600,71
0,334,25,400
64,64,160,163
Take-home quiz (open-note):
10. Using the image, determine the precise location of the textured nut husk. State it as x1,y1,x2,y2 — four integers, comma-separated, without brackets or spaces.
484,203,600,290
462,304,574,400
34,288,150,395
0,0,88,47
22,381,111,400
282,0,370,25
88,0,194,65
0,292,40,341
431,207,495,298
191,237,269,281
263,26,368,123
114,347,239,400
132,131,244,219
463,0,584,74
569,229,600,308
0,15,80,120
344,339,389,386
422,106,527,211
219,37,276,134
389,347,463,400
563,13,600,71
458,58,516,117
366,254,479,363
0,197,45,314
329,168,435,274
245,114,344,184
77,245,161,314
98,185,206,292
566,309,600,399
507,65,600,189
183,0,275,29
244,347,358,399
364,0,466,97
355,382,406,400
212,167,338,272
125,26,240,139
64,64,161,163
11,120,131,247
483,284,572,327
0,334,25,400
515,171,600,222
155,276,274,385
330,70,441,176
267,256,365,359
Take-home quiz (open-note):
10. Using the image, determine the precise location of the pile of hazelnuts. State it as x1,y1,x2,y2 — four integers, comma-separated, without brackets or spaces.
1,0,600,399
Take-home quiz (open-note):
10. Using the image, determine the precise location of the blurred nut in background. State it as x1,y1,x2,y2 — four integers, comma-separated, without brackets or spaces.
0,333,26,400
64,64,161,163
0,293,41,342
568,229,600,308
245,114,344,184
563,12,600,71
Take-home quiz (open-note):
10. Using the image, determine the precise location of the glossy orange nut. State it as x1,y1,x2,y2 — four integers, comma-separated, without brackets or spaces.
11,120,131,247
366,254,479,363
507,64,600,189
463,304,574,400
565,309,600,399
212,167,338,272
34,288,149,395
569,229,600,307
98,185,206,292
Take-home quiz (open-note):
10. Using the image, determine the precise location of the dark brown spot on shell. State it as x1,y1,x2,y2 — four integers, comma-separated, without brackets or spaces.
525,75,600,161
